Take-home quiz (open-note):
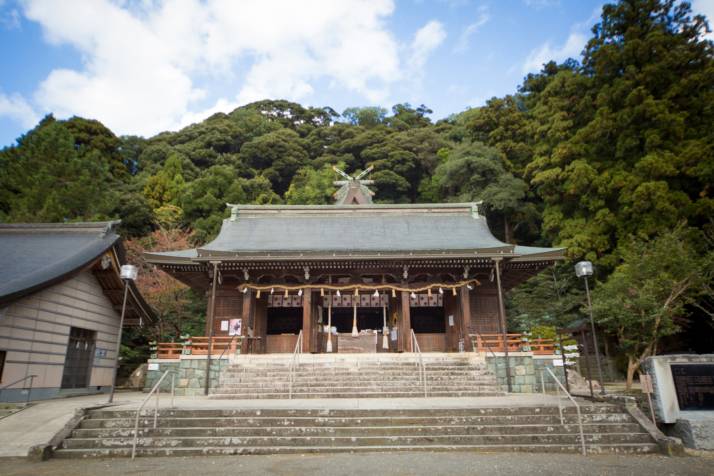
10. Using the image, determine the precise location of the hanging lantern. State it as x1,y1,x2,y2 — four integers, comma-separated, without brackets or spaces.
438,287,443,295
452,287,457,296
298,289,303,297
410,291,416,299
336,289,341,297
354,288,359,296
427,288,432,297
391,288,396,298
284,288,289,297
320,288,324,297
256,289,261,298
270,287,274,294
373,289,379,297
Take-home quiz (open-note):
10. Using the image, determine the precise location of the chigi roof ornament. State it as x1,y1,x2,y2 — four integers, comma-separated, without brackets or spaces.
333,166,375,205
227,203,240,221
471,201,483,219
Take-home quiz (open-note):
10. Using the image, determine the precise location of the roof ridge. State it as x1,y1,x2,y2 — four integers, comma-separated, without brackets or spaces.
0,220,120,234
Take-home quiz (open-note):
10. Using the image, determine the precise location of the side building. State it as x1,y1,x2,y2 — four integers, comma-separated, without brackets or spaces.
0,222,155,402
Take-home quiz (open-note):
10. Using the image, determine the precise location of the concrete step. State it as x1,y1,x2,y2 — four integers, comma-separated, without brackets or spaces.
62,432,654,450
79,414,634,430
214,383,497,391
72,422,646,438
209,391,505,399
54,442,661,458
60,405,658,458
85,405,625,419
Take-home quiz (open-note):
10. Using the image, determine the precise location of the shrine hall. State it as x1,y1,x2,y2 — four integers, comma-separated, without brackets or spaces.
144,168,564,354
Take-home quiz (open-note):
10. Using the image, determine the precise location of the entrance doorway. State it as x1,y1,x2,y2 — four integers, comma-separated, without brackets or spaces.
326,307,384,333
265,307,303,353
61,327,96,389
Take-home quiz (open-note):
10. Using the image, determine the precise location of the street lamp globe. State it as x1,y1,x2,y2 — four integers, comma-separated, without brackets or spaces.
574,261,593,278
120,264,138,281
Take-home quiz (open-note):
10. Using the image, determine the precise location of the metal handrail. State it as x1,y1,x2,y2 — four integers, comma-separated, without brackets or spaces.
543,366,586,455
410,329,427,397
217,334,242,361
288,330,303,399
131,369,177,459
0,374,37,404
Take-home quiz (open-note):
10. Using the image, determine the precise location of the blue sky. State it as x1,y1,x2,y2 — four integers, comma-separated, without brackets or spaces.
1,0,712,147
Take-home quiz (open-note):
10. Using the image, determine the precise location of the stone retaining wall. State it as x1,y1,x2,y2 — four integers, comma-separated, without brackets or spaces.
486,353,566,393
144,357,229,396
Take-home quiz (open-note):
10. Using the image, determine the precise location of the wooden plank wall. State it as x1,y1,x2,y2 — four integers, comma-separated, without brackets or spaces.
415,333,446,352
0,270,122,390
470,283,501,334
209,289,243,337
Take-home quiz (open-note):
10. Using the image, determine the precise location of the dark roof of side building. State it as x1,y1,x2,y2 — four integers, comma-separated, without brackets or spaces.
145,203,565,262
0,221,155,325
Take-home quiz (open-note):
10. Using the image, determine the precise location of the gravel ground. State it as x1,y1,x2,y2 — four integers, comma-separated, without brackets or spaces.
1,452,713,476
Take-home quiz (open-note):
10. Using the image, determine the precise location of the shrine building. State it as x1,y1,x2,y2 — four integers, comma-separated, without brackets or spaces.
145,169,564,355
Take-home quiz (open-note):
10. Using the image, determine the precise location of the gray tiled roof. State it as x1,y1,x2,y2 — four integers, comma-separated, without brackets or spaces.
0,222,119,303
146,203,564,261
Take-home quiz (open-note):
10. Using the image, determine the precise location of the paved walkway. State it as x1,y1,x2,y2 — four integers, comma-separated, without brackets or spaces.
2,452,713,476
0,391,573,457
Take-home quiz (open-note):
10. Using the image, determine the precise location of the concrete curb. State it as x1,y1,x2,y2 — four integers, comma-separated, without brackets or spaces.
27,402,119,461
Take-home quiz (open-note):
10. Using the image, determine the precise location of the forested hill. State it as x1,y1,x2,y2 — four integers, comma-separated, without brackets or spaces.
0,0,712,271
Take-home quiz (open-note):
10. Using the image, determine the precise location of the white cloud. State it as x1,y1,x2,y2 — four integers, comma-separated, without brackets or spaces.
408,20,447,72
454,5,490,53
16,0,404,136
523,0,560,9
0,93,39,128
692,0,714,40
522,31,587,73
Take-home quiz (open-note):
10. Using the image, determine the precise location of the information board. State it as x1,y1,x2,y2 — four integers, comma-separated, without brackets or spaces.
671,364,714,410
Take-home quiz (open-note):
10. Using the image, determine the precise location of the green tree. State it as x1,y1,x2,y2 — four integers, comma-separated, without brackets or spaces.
526,0,714,266
0,115,114,222
239,128,309,195
285,163,340,205
342,107,388,127
429,141,535,242
592,226,714,388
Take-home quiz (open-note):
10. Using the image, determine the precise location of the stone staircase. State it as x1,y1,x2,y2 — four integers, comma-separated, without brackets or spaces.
54,405,660,458
210,354,502,399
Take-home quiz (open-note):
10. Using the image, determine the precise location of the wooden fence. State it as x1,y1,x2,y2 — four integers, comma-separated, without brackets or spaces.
471,333,556,355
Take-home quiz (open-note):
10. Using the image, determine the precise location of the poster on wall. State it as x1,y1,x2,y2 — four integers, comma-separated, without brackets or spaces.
229,318,242,336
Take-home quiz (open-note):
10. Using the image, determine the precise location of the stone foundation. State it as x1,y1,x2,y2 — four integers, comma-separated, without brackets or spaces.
486,353,566,393
144,357,229,396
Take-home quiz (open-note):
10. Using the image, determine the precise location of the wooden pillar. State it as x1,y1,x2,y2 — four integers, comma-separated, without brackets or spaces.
254,297,267,354
459,286,473,351
400,291,411,352
302,289,312,353
204,261,219,396
240,290,254,354
494,258,512,392
443,292,459,352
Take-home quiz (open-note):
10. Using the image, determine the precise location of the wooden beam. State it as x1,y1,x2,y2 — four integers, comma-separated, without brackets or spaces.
254,296,267,354
240,290,254,354
302,289,313,353
400,290,411,352
459,286,473,351
443,292,458,352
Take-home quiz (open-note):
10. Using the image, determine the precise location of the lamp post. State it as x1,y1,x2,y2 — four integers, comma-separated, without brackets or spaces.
575,261,606,395
108,264,138,403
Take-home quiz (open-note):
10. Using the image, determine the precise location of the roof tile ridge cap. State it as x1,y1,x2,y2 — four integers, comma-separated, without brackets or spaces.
0,220,119,233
